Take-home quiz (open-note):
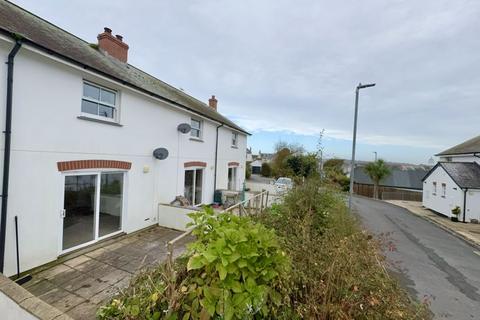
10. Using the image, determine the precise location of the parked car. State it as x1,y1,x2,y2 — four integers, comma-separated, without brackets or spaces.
274,177,293,193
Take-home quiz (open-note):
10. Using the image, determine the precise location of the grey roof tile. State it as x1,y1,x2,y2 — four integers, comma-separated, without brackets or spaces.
439,162,480,189
436,135,480,156
354,164,431,190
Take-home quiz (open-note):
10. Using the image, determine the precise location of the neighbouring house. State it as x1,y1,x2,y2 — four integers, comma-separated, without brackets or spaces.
250,151,274,175
422,135,480,223
0,1,248,276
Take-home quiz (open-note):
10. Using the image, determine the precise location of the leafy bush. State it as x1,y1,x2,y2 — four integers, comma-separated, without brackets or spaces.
254,179,431,319
261,162,272,177
245,162,252,179
98,208,290,320
285,153,318,178
182,208,290,319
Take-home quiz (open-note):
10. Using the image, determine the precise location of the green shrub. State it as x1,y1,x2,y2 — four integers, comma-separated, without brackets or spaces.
245,162,252,179
182,208,290,319
98,208,290,320
261,162,272,177
254,179,430,319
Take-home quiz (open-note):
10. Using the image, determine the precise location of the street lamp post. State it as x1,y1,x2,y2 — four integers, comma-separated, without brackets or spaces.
373,151,377,161
348,82,375,212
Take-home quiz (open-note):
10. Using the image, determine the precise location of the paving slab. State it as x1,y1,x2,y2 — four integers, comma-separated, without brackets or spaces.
22,226,187,320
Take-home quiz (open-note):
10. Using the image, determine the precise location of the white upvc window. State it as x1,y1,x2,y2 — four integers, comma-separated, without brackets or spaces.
82,81,117,120
441,183,446,197
432,182,437,195
191,118,202,139
231,132,238,147
184,168,203,205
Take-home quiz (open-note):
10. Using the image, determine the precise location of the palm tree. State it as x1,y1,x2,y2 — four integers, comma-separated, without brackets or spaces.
364,159,391,199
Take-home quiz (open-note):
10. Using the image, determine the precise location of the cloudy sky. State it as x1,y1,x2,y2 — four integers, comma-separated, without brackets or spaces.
12,0,480,164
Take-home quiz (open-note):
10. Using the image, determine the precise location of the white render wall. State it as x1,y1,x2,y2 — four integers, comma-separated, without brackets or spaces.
0,38,247,275
422,166,465,219
465,190,480,222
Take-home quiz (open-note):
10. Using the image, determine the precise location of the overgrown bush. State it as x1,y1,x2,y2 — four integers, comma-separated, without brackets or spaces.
99,180,430,320
182,208,290,319
261,162,272,177
245,162,252,179
285,153,318,178
254,179,431,319
98,208,290,320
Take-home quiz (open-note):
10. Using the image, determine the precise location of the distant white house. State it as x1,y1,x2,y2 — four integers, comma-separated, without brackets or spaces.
422,135,480,223
0,2,248,276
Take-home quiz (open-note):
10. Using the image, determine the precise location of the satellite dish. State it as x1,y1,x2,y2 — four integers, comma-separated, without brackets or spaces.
177,123,191,134
153,148,169,160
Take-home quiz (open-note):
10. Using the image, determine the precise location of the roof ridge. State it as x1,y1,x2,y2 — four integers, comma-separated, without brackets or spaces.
126,64,216,114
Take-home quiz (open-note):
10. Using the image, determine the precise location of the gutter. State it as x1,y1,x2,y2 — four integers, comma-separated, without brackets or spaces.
0,38,22,273
213,124,224,192
463,188,468,223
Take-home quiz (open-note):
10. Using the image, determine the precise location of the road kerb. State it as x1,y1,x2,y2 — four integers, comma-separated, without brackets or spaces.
385,201,480,251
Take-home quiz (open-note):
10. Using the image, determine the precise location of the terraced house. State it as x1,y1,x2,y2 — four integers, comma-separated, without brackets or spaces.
0,1,248,276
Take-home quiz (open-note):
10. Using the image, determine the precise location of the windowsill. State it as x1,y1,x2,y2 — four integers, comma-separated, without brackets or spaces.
189,137,204,143
231,145,238,149
77,116,123,127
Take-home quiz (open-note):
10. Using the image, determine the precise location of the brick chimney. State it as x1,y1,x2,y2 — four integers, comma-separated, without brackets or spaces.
208,95,218,110
97,27,129,63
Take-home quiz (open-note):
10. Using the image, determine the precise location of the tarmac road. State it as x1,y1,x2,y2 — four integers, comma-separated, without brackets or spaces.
353,196,480,319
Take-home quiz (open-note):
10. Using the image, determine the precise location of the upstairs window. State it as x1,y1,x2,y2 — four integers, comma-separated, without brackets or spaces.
432,182,437,195
441,183,446,197
82,82,117,119
191,118,202,139
231,132,238,147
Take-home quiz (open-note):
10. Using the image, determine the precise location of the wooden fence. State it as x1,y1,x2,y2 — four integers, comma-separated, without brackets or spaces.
353,183,422,201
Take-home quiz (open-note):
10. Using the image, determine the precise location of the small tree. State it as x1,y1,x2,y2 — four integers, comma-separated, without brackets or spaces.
261,162,273,177
364,159,391,199
245,162,252,179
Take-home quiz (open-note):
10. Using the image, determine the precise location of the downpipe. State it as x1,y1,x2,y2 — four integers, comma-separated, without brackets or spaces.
213,124,224,192
0,39,22,273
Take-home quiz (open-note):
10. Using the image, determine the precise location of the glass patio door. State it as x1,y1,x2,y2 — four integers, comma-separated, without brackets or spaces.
62,174,97,250
62,172,124,252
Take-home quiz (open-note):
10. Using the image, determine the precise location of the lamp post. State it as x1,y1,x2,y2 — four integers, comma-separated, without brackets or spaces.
348,82,376,212
373,151,377,161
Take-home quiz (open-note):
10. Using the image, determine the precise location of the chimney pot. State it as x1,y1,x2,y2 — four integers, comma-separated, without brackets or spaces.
97,28,129,63
208,95,218,110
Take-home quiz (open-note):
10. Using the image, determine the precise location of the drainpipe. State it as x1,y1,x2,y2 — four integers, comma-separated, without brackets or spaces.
463,188,468,223
0,39,23,273
213,124,224,192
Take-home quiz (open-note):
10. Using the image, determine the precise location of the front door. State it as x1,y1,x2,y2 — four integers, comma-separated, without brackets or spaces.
62,172,124,252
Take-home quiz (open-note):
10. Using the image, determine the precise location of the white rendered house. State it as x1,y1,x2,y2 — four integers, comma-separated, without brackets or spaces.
422,135,480,223
0,2,248,276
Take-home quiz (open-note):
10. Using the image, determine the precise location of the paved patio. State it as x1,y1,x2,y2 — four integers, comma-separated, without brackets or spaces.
386,200,480,248
21,226,191,320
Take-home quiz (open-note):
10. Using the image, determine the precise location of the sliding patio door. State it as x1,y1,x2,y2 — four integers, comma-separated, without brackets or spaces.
62,172,124,252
